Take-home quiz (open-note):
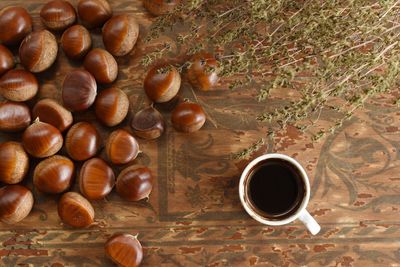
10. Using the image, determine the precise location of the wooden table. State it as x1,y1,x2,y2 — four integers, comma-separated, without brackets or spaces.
1,1,400,266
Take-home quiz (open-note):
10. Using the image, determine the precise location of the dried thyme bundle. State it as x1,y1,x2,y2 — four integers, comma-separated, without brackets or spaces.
144,0,400,158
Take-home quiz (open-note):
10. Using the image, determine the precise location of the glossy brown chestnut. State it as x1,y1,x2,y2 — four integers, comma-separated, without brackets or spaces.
0,185,33,224
0,6,32,46
61,25,92,60
106,129,139,165
102,14,139,56
84,48,118,84
171,102,206,133
58,192,94,228
105,233,143,267
0,101,31,132
33,99,73,132
62,70,97,112
0,69,38,102
19,30,58,73
116,166,153,201
187,52,219,91
144,65,181,103
0,45,14,76
94,87,129,127
143,0,180,16
40,0,77,31
22,121,63,158
0,142,29,185
65,122,101,161
131,106,165,140
33,155,74,194
79,158,115,200
78,0,112,29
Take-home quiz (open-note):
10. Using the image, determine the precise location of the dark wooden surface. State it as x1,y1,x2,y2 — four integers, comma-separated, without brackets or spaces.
1,1,400,266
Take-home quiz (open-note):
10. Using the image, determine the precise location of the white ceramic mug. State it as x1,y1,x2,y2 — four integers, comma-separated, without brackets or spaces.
239,153,321,235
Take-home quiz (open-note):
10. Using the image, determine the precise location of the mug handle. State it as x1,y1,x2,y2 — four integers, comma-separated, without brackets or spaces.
298,210,321,235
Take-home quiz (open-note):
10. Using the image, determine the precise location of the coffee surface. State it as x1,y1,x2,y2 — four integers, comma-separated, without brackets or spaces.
247,159,305,219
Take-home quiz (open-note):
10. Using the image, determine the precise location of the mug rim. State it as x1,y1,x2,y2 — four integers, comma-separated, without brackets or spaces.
239,153,310,226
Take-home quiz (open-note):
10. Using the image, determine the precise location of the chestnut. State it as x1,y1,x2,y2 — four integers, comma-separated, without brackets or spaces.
187,52,219,91
106,129,139,165
0,6,32,46
22,120,63,158
58,192,94,228
94,87,129,127
65,122,101,161
33,155,74,194
61,25,92,60
0,185,33,224
78,0,112,29
143,0,180,16
79,158,115,200
33,98,73,132
84,48,118,84
0,69,38,102
0,45,14,76
62,70,97,112
0,142,29,185
105,233,143,267
102,14,139,57
0,101,31,132
171,101,206,133
144,65,181,103
40,0,77,31
116,166,153,201
19,30,58,73
131,106,165,140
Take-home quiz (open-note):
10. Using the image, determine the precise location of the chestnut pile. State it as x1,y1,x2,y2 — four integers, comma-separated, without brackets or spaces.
0,0,218,266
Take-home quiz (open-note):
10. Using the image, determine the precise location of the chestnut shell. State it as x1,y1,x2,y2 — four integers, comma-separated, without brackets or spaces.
40,0,77,31
130,106,165,140
78,0,112,29
187,52,219,91
83,48,118,84
105,233,143,267
171,102,206,133
62,70,97,112
116,166,153,201
106,129,139,165
0,69,39,102
94,87,129,127
0,6,33,46
19,30,58,73
61,25,92,60
79,157,115,200
65,122,101,161
32,98,73,132
0,142,29,184
102,14,139,56
33,155,74,194
58,191,94,228
143,0,181,16
0,44,14,76
144,65,181,103
0,185,34,224
22,121,64,158
0,101,31,132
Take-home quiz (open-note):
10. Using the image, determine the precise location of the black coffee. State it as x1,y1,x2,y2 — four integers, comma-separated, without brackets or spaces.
247,159,305,219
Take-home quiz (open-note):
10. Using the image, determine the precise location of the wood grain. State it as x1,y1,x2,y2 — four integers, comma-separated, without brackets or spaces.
1,0,400,266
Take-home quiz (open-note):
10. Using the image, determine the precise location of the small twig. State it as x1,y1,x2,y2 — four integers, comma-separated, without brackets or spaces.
379,0,400,21
374,41,398,61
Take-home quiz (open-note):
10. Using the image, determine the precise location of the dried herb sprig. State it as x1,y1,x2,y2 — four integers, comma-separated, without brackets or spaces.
144,0,400,157
233,138,265,160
